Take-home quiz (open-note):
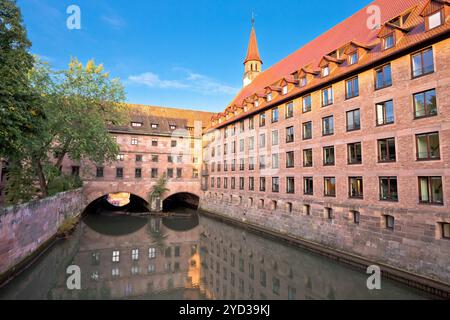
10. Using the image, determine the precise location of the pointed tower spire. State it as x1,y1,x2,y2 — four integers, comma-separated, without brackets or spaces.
243,17,262,87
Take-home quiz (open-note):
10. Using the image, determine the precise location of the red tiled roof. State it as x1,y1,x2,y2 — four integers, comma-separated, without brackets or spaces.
230,0,430,107
244,27,262,64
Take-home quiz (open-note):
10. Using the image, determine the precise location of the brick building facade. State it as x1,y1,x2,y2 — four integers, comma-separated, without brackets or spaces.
200,0,450,284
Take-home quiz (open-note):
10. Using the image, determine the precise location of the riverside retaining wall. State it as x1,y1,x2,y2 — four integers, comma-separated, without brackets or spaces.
0,189,85,277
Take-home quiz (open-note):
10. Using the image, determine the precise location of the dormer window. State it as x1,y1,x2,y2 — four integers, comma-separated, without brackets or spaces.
267,93,273,102
282,85,288,95
322,65,330,77
348,51,358,65
426,10,443,30
382,33,395,50
255,100,260,107
131,122,143,127
151,123,158,129
300,76,307,87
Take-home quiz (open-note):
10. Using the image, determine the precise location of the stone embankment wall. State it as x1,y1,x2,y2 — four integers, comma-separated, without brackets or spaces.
0,189,84,277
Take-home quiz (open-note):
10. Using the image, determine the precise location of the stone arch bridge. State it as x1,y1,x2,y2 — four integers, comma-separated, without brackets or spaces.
82,179,202,212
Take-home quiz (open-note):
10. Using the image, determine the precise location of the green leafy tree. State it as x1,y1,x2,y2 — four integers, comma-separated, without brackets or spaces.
6,58,127,203
149,175,170,202
0,0,42,157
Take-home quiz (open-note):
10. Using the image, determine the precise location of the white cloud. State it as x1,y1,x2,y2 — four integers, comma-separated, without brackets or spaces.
128,68,239,96
101,15,125,29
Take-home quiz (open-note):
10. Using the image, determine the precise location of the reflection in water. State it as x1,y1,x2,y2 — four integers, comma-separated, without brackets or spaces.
0,210,430,300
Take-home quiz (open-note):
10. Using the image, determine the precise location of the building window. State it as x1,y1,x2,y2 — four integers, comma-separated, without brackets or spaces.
282,85,288,95
346,109,360,131
149,155,157,163
96,167,104,178
239,120,245,133
385,215,395,230
239,139,244,152
259,113,266,127
286,202,293,213
259,133,266,148
131,137,138,145
248,177,255,191
302,121,312,140
112,268,120,277
167,168,174,178
348,142,362,164
272,177,279,193
271,107,279,123
286,151,295,168
324,177,336,197
286,177,295,194
375,64,392,89
377,138,396,162
440,223,450,239
266,93,272,102
176,168,182,178
259,155,266,170
231,177,236,189
416,132,440,160
322,65,330,77
223,177,228,188
259,177,266,192
352,211,360,224
249,157,255,170
217,177,221,188
249,116,254,130
231,159,236,171
322,116,334,136
412,48,434,78
171,140,177,147
349,177,363,198
286,126,295,143
272,154,279,169
323,146,335,166
348,51,358,65
135,168,142,179
239,158,244,171
135,154,142,162
376,100,394,125
117,154,124,161
303,95,312,113
303,149,313,167
419,176,443,205
151,123,158,129
131,122,142,127
379,176,398,201
224,143,228,155
248,136,254,151
322,86,333,106
132,249,139,261
285,102,294,118
151,168,158,178
239,177,245,190
272,130,279,146
303,204,311,216
413,89,437,118
71,166,80,177
325,207,333,220
167,155,173,163
300,76,307,87
151,139,158,146
112,250,120,262
426,10,443,30
345,77,359,99
116,168,123,179
303,177,313,195
382,33,395,50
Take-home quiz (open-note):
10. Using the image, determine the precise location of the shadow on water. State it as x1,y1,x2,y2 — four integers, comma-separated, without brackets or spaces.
0,205,434,300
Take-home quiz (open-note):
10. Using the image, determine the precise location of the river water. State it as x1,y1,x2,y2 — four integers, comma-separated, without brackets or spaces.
0,210,431,300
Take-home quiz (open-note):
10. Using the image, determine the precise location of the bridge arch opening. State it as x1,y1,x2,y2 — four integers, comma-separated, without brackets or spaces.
162,192,199,213
84,192,150,216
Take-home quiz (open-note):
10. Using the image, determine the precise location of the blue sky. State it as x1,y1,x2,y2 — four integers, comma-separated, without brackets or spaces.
18,0,372,112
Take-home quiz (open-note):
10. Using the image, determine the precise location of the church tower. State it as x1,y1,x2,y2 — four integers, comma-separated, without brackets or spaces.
243,21,262,87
